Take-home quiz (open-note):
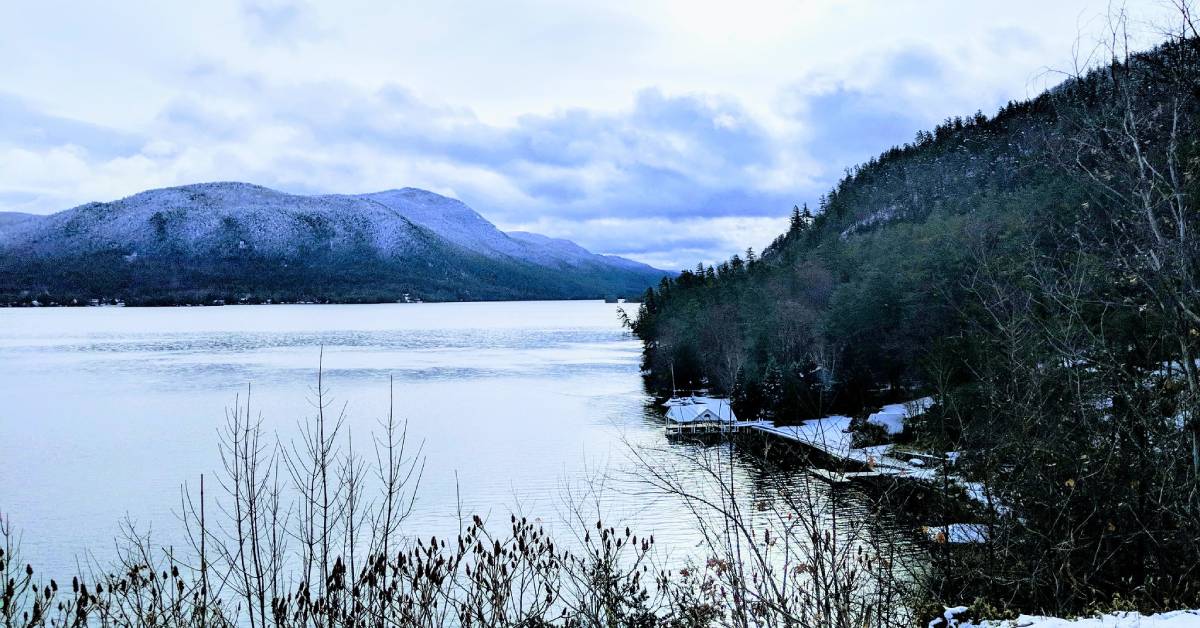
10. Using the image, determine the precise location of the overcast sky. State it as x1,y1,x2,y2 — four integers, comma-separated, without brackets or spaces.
0,0,1177,269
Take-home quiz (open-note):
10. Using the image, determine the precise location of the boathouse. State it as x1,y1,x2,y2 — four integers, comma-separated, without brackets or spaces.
664,396,739,435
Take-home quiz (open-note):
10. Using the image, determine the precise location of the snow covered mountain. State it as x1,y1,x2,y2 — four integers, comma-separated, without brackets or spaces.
506,230,655,273
507,231,596,265
355,188,530,258
0,182,669,304
3,183,431,258
356,188,663,276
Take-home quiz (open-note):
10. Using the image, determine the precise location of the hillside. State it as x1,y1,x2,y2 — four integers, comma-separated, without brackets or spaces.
631,35,1200,616
0,182,669,304
632,90,1069,413
0,211,43,234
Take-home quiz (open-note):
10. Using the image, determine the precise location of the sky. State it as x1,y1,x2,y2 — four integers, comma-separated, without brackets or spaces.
0,0,1180,269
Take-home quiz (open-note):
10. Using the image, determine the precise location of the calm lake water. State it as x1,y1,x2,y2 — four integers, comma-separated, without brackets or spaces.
0,301,878,580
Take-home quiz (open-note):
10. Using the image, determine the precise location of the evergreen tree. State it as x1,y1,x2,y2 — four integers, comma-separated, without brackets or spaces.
730,367,751,418
760,358,785,420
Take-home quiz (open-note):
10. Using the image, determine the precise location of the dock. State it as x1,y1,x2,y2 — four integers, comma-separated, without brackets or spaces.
661,396,1000,545
665,419,773,436
662,396,943,484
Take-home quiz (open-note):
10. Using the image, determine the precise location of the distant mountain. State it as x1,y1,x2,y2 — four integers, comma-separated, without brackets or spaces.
354,190,666,278
0,182,669,305
507,231,596,265
506,231,658,273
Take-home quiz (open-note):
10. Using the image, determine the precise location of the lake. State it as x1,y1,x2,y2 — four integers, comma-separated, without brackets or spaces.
0,300,878,581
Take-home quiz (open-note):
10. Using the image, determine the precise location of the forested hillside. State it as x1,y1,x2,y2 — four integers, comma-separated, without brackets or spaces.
632,31,1200,614
633,90,1080,417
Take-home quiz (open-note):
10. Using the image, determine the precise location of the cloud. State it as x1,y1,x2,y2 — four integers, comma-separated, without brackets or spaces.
799,86,927,171
505,215,791,270
137,77,803,228
780,45,966,180
241,0,322,44
0,0,1157,269
0,93,144,159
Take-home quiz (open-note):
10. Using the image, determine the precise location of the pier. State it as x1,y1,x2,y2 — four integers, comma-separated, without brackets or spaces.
663,396,943,484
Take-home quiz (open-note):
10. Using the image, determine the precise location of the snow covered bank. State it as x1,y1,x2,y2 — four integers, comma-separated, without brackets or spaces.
932,608,1200,627
867,397,933,434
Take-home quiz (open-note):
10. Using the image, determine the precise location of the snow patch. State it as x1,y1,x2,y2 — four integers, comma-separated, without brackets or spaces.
867,397,933,435
954,609,1200,627
840,205,899,240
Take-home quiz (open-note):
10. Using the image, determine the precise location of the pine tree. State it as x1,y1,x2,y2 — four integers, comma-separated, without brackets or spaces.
731,367,750,417
760,358,784,420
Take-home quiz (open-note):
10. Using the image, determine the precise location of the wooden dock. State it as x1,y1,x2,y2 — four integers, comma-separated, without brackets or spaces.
659,398,996,542
806,468,890,484
665,419,773,437
665,411,945,486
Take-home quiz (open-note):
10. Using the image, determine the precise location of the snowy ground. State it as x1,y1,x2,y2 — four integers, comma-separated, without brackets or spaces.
867,396,933,434
933,608,1200,627
682,397,1000,540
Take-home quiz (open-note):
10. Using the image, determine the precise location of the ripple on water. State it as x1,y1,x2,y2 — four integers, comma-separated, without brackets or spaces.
0,301,919,587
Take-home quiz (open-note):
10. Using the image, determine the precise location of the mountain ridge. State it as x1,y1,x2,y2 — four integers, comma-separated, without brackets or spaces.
0,181,669,304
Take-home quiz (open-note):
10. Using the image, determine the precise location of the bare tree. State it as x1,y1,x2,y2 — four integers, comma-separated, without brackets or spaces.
624,437,915,628
1056,2,1200,476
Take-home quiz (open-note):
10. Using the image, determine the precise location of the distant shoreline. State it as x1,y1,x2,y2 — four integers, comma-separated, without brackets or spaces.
0,296,640,308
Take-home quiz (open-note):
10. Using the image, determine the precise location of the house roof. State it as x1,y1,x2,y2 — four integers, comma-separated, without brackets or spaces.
664,396,738,423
